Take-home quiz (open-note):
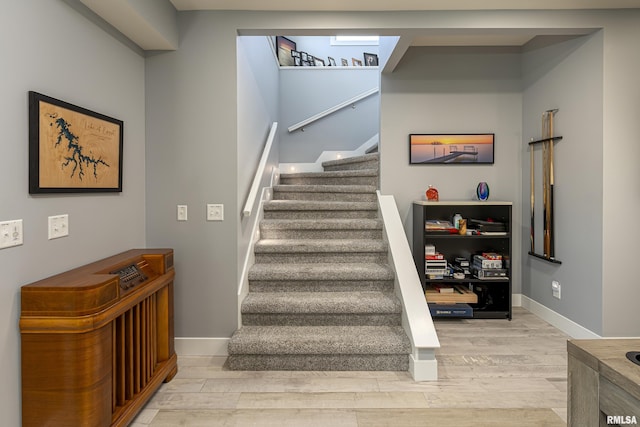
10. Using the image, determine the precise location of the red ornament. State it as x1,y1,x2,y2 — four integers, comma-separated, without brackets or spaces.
426,185,439,201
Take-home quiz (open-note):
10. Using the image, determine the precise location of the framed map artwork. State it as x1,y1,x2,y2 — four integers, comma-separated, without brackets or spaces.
29,91,123,193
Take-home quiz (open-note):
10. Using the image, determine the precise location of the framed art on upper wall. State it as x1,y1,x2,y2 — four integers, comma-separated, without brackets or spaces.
28,91,124,193
276,36,296,66
409,133,495,165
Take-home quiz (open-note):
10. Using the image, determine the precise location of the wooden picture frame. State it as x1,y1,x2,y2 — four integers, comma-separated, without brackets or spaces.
29,91,124,193
352,58,363,66
409,133,495,165
364,52,379,66
276,36,296,66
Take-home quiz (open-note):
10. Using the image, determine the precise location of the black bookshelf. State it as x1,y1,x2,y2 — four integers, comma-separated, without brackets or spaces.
413,201,513,320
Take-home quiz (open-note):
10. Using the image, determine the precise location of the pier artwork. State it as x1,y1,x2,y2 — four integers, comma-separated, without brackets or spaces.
409,133,494,164
420,144,479,163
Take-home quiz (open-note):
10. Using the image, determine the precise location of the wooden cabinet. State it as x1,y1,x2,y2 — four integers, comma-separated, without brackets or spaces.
413,201,512,319
20,249,177,427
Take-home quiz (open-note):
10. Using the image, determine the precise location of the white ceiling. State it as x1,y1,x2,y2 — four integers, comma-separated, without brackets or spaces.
169,0,640,11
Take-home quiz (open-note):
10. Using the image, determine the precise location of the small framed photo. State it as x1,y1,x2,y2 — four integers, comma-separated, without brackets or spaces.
276,36,296,66
364,52,379,66
291,50,301,58
301,51,308,61
328,57,337,66
352,58,363,66
294,57,301,66
341,58,349,66
314,57,325,66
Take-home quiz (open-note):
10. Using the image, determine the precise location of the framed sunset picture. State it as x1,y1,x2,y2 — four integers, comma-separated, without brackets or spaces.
409,133,494,165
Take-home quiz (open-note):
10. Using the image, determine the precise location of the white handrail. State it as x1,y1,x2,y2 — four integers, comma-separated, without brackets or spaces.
243,122,278,217
287,87,379,133
377,191,440,381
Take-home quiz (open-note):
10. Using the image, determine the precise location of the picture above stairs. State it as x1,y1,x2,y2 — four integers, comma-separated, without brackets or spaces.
227,153,412,371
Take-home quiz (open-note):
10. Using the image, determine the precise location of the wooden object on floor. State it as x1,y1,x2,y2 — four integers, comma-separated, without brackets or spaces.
20,249,177,427
567,339,640,427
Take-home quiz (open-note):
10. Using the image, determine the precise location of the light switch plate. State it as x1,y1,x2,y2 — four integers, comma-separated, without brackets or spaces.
48,214,69,240
0,219,23,249
207,204,224,221
177,205,188,221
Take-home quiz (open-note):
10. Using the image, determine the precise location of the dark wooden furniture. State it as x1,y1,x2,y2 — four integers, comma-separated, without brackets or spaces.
413,201,512,319
20,249,177,427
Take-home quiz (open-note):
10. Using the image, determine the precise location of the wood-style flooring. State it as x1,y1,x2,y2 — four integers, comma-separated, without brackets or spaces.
133,307,569,426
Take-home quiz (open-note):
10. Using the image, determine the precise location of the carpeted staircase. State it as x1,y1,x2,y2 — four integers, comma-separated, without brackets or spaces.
226,153,411,371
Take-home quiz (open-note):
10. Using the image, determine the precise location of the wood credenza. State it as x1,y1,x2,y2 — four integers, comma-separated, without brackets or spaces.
20,249,178,427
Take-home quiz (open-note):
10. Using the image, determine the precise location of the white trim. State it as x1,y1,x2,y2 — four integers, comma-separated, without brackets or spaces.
287,87,378,133
520,294,600,339
377,191,440,381
410,353,438,381
280,134,378,173
175,337,230,356
238,170,278,327
243,122,278,217
512,293,522,307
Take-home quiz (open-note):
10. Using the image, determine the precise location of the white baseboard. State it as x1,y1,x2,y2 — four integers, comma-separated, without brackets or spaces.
519,294,600,339
175,337,230,356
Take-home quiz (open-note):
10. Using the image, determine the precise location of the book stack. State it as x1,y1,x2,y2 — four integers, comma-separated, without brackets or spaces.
472,253,508,279
425,252,447,279
468,218,507,235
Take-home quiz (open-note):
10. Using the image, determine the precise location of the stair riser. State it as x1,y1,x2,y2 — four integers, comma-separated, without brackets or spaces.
273,191,377,202
323,160,379,171
248,280,394,293
264,210,378,220
225,354,409,371
280,176,378,186
260,229,382,239
242,314,401,326
254,253,387,264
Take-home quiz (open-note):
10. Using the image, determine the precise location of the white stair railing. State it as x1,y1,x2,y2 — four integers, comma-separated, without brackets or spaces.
243,122,278,217
377,191,440,381
287,88,379,133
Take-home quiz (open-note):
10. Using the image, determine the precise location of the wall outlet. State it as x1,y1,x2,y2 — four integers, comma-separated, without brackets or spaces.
207,204,224,221
0,219,23,249
552,280,561,299
48,214,69,240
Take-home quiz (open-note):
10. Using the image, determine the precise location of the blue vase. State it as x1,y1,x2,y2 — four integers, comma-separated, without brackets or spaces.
476,182,490,201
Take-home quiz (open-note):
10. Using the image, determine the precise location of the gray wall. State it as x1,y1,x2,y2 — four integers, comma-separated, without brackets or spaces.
0,2,147,425
145,12,239,338
380,46,524,293
521,33,604,335
279,68,380,162
599,12,640,337
237,36,280,281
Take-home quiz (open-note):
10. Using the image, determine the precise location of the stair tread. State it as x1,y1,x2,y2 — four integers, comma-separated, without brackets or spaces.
260,219,383,230
249,263,395,281
242,291,401,314
228,325,411,355
264,200,377,210
280,169,378,179
254,239,386,253
321,153,379,168
273,184,377,194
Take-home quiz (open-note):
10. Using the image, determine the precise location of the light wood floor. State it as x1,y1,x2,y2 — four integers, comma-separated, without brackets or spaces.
133,307,569,426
